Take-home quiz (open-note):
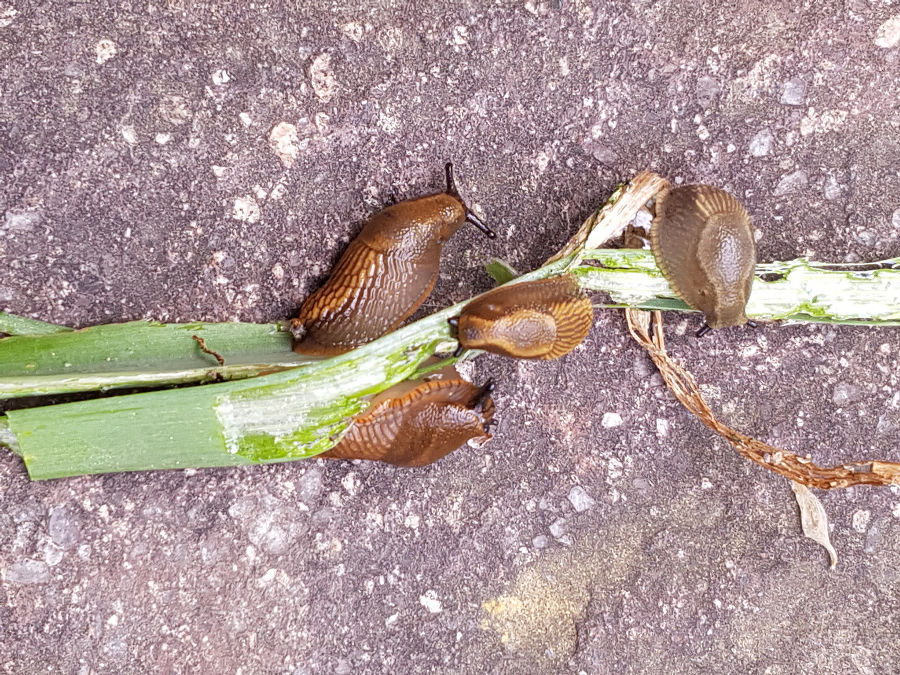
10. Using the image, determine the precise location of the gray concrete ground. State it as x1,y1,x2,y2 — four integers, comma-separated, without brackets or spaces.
2,1,899,673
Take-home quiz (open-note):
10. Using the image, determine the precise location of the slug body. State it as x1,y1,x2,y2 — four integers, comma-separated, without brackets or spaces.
320,377,495,467
455,275,593,359
650,184,756,330
292,164,494,355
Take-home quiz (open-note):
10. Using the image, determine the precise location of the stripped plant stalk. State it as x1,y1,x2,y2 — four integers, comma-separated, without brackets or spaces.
3,251,898,400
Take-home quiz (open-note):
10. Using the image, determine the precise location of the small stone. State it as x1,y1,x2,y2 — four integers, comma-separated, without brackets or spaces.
269,122,300,169
211,68,231,85
232,196,260,223
419,591,442,613
832,382,865,406
297,467,324,502
655,418,669,437
779,78,807,106
120,125,138,145
154,132,172,145
748,129,774,157
549,517,567,538
823,175,842,200
773,170,808,196
0,7,18,28
340,471,360,496
2,209,41,233
892,208,900,230
852,509,871,533
567,486,596,513
601,412,623,428
695,75,720,107
49,507,81,550
6,559,50,584
309,53,337,102
532,534,549,549
95,38,117,65
874,16,900,48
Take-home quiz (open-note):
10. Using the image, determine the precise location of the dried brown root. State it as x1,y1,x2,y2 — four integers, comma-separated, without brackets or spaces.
191,335,226,366
625,308,900,490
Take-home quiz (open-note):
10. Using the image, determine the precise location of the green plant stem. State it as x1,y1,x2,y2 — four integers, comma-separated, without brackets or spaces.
0,312,71,336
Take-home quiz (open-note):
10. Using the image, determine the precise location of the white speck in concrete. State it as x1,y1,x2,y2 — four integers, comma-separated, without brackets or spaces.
773,170,808,196
549,517,567,538
799,108,848,136
404,514,420,530
749,129,773,157
154,132,172,145
270,182,287,201
269,122,299,168
567,485,596,512
601,412,623,428
341,22,364,42
239,112,252,127
419,591,442,613
701,478,713,490
272,263,285,280
823,175,841,200
211,68,231,85
655,418,669,437
120,125,138,145
341,471,360,496
607,457,624,481
309,53,337,102
451,25,469,46
95,38,117,65
852,509,871,533
874,15,900,48
232,196,260,223
779,78,807,106
0,7,18,28
6,559,50,584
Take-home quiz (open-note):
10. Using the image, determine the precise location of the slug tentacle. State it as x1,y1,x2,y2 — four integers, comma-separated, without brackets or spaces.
454,274,593,360
445,162,495,239
320,376,495,467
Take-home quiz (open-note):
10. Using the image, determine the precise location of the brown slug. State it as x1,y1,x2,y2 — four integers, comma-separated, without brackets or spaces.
319,375,495,467
650,184,757,335
451,274,593,359
291,163,495,355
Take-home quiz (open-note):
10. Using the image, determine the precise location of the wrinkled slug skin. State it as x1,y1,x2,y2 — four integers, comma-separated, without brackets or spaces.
320,378,494,467
292,194,467,355
650,185,756,329
457,275,593,359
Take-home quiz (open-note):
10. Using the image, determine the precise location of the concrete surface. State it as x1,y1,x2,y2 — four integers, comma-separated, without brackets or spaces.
2,1,900,673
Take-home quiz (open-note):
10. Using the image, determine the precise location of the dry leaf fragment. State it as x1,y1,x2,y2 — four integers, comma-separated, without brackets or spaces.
791,481,837,570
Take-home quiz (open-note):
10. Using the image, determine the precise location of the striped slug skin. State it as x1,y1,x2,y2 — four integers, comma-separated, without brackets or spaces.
456,275,593,359
291,164,494,356
650,185,756,329
320,377,495,467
